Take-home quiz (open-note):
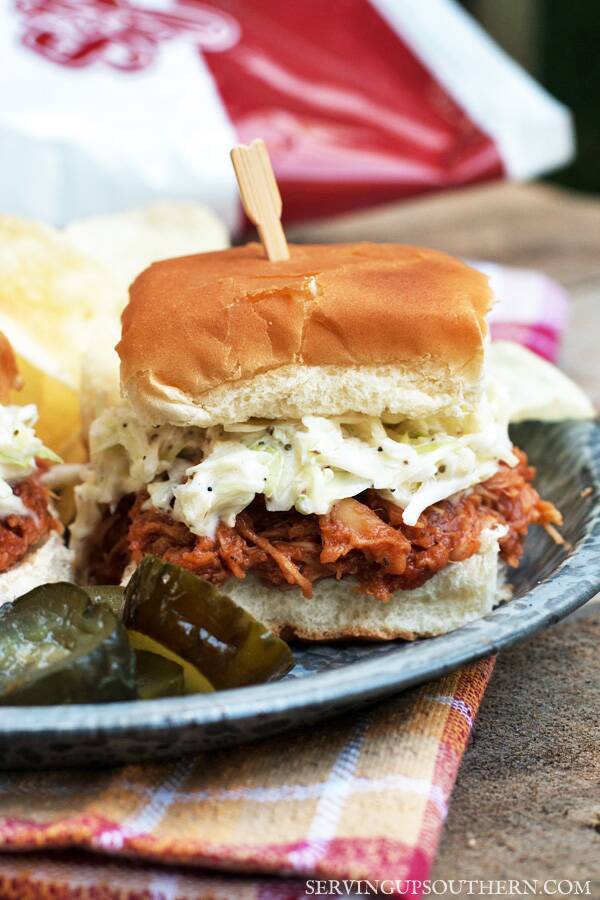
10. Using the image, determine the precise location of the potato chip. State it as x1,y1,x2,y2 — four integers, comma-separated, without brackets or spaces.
67,202,229,427
0,204,229,458
65,201,229,297
80,315,122,437
0,216,119,462
0,215,120,390
7,355,86,463
0,332,20,401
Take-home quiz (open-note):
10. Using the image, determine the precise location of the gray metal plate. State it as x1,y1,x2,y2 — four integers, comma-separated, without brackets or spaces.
1,421,598,769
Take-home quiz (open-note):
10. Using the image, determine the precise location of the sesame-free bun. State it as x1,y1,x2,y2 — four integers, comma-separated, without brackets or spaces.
119,243,493,427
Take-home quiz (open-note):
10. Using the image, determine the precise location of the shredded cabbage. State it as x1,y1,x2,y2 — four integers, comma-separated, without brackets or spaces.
74,383,516,540
0,403,60,519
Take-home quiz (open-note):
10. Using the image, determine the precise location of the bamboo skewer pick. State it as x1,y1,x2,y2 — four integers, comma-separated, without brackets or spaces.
230,139,290,261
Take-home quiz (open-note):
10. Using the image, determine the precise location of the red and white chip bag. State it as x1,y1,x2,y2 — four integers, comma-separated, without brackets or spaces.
0,0,573,232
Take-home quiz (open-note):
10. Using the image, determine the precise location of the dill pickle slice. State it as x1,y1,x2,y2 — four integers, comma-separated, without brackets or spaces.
123,556,294,690
134,650,185,700
0,583,136,706
82,585,126,619
128,631,213,695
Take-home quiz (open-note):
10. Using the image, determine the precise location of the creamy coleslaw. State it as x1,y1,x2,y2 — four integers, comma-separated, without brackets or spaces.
74,385,516,540
0,403,60,518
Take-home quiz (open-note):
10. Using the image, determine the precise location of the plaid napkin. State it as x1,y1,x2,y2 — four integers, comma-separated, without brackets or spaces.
0,264,568,899
0,660,494,898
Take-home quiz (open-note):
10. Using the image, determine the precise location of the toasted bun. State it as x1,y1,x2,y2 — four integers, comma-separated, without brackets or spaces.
119,243,493,427
0,532,74,607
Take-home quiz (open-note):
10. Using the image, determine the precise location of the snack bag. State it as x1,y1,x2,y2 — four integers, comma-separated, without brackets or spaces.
0,0,573,230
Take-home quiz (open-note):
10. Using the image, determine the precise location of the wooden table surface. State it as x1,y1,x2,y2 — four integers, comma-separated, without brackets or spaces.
293,182,600,885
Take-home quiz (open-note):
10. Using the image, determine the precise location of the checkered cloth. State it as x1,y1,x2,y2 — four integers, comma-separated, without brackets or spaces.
0,660,494,898
0,265,568,899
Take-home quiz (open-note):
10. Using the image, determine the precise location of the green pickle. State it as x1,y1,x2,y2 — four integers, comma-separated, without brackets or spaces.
0,583,136,706
134,650,185,700
124,556,294,689
129,630,214,695
82,585,126,619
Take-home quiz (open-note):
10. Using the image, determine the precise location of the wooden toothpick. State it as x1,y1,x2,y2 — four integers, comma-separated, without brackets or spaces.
230,139,290,261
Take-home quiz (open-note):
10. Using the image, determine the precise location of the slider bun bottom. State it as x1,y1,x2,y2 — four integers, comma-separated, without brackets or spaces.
0,531,74,607
224,528,508,641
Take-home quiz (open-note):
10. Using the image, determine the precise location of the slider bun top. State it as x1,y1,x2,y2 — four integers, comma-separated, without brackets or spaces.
118,243,493,427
